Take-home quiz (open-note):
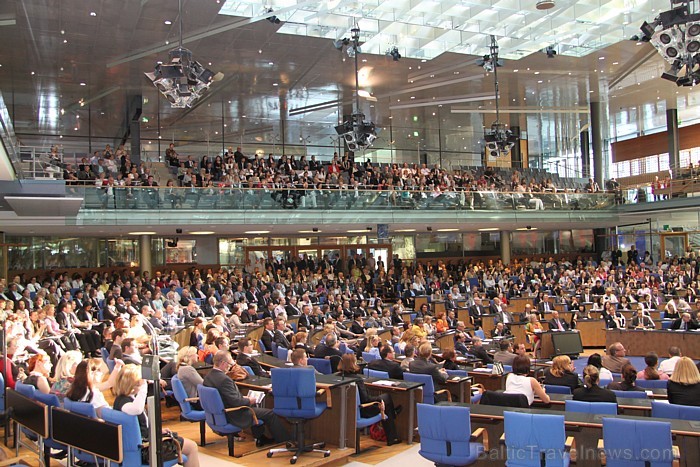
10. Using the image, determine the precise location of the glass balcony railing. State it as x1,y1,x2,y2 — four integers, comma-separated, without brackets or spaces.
70,186,617,211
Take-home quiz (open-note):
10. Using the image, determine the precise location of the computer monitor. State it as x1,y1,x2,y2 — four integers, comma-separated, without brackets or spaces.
551,332,583,356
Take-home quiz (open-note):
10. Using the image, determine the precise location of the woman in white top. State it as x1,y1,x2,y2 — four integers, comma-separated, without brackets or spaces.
504,355,550,406
66,358,123,416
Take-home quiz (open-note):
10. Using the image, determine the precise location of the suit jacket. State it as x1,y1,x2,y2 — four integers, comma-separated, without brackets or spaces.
313,342,343,359
408,357,447,386
285,304,301,317
367,358,404,380
201,304,216,318
548,318,570,331
671,318,699,331
538,301,554,313
350,321,365,335
273,329,291,349
203,368,256,428
298,314,313,329
469,346,493,364
494,310,515,325
445,300,458,311
236,353,268,376
260,329,275,352
491,327,512,338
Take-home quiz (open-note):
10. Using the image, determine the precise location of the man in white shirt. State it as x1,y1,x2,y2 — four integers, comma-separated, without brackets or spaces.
658,346,682,376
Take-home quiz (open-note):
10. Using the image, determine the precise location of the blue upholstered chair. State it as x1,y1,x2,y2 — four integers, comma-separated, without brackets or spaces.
14,381,36,399
363,368,389,379
565,400,618,415
636,379,668,389
362,351,380,363
101,407,185,467
171,375,207,446
0,372,8,447
354,387,384,455
32,392,68,466
600,418,677,466
503,411,572,467
611,390,647,399
198,384,260,457
276,346,289,361
545,384,572,395
404,373,451,404
258,339,268,353
267,367,331,463
417,403,485,466
62,399,103,465
599,378,613,388
475,329,486,340
270,341,278,356
307,358,332,375
446,369,469,378
393,343,403,356
242,365,255,376
651,400,700,421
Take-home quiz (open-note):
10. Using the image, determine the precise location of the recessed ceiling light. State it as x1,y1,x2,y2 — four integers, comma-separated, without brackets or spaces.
63,39,68,43
347,229,370,233
31,71,35,75
612,61,619,65
516,227,538,231
80,82,86,86
272,83,278,86
298,230,321,234
128,231,157,235
534,71,540,75
436,228,459,232
478,227,499,231
189,231,215,235
90,11,97,17
164,20,172,25
598,56,605,60
394,229,416,232
244,230,270,234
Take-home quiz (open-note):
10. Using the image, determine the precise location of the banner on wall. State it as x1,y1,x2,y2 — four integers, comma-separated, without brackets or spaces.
377,224,389,241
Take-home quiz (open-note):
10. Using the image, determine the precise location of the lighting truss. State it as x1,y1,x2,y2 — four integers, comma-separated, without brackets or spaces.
639,1,700,86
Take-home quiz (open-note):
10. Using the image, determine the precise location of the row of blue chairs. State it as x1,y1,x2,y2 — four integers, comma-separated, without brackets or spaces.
418,405,681,466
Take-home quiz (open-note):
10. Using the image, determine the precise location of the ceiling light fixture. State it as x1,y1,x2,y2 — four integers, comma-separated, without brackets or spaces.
478,227,500,231
481,35,518,159
536,0,556,10
189,231,215,235
144,0,223,107
244,230,270,234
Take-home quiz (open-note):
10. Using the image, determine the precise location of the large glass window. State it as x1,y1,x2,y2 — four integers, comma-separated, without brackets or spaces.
219,239,245,266
165,239,196,264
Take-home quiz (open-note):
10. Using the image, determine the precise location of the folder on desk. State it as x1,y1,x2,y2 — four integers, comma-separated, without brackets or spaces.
372,380,399,387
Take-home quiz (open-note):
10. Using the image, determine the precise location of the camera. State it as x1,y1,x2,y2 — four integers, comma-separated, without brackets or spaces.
176,228,183,234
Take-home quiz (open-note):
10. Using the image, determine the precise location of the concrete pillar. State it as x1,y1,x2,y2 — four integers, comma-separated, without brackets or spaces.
667,108,680,171
590,102,604,188
139,235,152,276
500,230,511,266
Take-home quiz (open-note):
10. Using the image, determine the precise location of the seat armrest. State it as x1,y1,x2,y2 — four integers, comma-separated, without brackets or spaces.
672,445,680,460
434,389,452,402
499,433,505,444
597,439,606,466
360,401,385,419
471,427,488,450
184,397,199,402
316,387,332,408
565,436,575,452
224,406,260,425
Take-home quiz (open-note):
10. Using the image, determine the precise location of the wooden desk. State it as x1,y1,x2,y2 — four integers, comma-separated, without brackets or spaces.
535,393,654,415
539,331,582,359
606,329,700,359
482,314,497,336
445,376,472,403
433,301,446,315
444,402,700,467
414,296,428,312
509,297,534,314
236,374,357,450
364,377,424,444
457,308,471,326
574,319,607,347
400,312,414,325
467,370,506,391
433,331,456,350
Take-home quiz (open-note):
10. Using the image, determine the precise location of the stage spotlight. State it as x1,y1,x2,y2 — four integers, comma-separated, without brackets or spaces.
545,46,557,58
386,46,401,61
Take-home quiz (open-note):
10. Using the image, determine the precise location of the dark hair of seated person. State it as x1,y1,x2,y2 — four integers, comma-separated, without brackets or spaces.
608,363,640,391
337,353,362,375
512,355,531,375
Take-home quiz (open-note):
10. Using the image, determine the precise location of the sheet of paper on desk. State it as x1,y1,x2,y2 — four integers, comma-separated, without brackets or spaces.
645,390,653,396
372,380,399,386
472,368,494,373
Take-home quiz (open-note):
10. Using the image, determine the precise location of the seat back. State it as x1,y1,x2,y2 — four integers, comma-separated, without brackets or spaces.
270,368,321,418
355,388,383,428
393,343,403,356
365,369,389,379
602,418,674,466
651,401,700,421
636,379,668,389
480,390,529,408
475,329,486,340
362,352,379,363
276,347,289,361
565,400,618,415
404,373,437,404
0,371,4,411
63,399,99,463
171,375,195,416
418,403,481,466
33,392,66,450
612,390,647,399
599,378,612,388
258,339,267,353
99,347,110,363
270,341,278,356
101,407,143,466
544,385,572,395
504,411,567,467
242,366,255,376
446,369,468,378
106,358,116,373
198,384,234,429
15,381,36,399
307,358,332,375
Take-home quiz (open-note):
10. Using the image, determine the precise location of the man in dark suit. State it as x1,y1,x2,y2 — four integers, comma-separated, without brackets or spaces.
671,313,699,331
491,322,512,338
492,300,515,326
260,317,276,352
367,344,404,380
538,295,554,314
444,293,459,311
273,318,292,349
468,337,493,364
469,296,486,328
547,310,570,331
408,343,448,392
349,313,365,335
297,305,314,329
236,338,270,377
285,296,302,317
203,350,289,445
313,333,344,359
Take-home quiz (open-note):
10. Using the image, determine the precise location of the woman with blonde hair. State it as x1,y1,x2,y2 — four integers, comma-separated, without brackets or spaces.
114,365,200,467
542,355,581,391
398,329,415,352
668,357,700,406
291,331,312,354
525,313,544,356
50,350,83,400
176,346,203,409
